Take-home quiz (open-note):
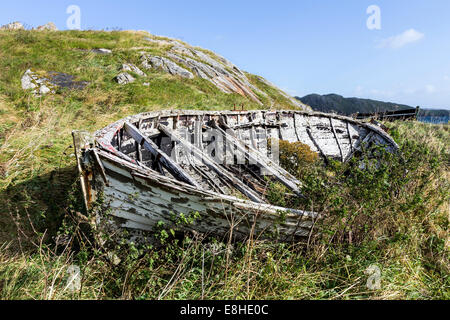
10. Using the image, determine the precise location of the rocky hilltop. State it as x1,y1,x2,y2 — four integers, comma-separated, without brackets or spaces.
0,22,309,111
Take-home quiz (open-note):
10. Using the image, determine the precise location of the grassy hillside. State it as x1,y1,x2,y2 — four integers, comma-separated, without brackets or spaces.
0,29,305,244
297,94,450,119
0,30,448,300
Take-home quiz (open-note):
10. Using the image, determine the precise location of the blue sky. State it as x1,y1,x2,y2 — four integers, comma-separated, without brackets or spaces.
1,0,449,109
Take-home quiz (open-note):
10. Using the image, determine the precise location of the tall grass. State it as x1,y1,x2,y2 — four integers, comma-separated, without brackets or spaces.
0,30,448,300
0,121,448,300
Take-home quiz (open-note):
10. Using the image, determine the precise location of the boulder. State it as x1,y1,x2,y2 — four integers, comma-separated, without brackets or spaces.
21,69,55,96
1,22,24,30
116,72,135,85
36,22,58,31
141,54,194,79
122,63,146,77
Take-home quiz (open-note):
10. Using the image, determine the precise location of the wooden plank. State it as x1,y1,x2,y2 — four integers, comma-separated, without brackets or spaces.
329,117,344,162
135,119,143,162
158,123,266,203
211,122,305,197
72,131,94,212
92,149,109,186
306,127,329,164
123,122,201,188
344,131,374,163
346,122,354,153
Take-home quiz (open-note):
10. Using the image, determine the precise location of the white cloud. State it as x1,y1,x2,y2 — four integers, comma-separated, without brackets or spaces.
444,75,449,81
377,29,424,49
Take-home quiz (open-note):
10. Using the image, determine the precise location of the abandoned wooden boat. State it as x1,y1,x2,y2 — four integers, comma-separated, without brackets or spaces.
73,109,399,242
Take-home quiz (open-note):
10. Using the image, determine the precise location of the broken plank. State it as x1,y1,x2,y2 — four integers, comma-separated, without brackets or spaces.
158,123,266,204
124,122,201,188
329,117,344,162
212,122,304,197
306,127,329,164
344,131,374,163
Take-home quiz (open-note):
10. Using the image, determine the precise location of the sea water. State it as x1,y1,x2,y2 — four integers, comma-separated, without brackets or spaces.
418,116,449,124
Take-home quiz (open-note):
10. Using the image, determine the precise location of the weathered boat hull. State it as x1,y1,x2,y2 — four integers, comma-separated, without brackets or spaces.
73,109,399,242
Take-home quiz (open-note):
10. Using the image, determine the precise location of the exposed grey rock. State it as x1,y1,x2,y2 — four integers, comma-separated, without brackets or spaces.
36,22,58,31
21,70,38,90
21,69,89,96
172,45,195,57
116,72,135,85
166,53,262,103
21,69,55,96
167,53,216,79
141,34,308,110
39,85,52,95
1,22,24,30
122,63,146,77
215,54,237,69
144,37,182,46
141,53,194,79
192,49,227,71
169,45,265,98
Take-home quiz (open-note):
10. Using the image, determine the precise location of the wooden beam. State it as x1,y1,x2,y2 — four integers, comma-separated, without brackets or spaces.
92,149,109,186
124,122,201,189
135,120,143,162
329,118,344,162
158,123,266,204
306,127,329,164
346,122,354,153
211,122,305,197
72,131,93,213
344,131,374,163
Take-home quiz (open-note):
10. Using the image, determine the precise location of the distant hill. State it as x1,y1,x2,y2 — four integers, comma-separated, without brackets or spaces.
296,94,449,118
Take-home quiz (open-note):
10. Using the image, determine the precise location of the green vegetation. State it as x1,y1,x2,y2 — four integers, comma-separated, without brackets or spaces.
0,30,448,300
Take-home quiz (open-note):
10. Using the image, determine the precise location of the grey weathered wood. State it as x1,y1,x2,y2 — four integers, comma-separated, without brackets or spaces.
211,123,304,197
135,119,143,162
72,131,93,213
306,127,329,163
73,109,402,242
124,122,201,188
329,117,344,161
344,131,374,163
346,122,354,153
91,149,317,240
158,123,265,203
92,149,109,186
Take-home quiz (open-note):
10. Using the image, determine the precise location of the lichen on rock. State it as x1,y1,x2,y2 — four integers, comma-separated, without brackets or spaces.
116,72,136,85
141,53,194,79
21,69,89,96
121,63,146,77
